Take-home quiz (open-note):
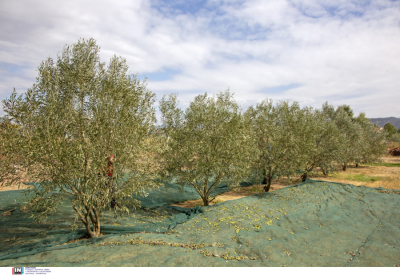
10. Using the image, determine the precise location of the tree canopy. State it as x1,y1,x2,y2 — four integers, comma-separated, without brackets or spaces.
1,38,161,238
384,123,397,136
296,106,345,181
0,115,25,185
1,38,389,240
159,91,254,205
245,100,309,191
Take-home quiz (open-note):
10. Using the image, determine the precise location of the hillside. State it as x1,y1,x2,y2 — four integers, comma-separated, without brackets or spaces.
369,117,400,128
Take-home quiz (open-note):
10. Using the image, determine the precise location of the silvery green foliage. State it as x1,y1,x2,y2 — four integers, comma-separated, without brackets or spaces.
323,104,360,170
2,38,160,238
297,106,346,180
248,100,385,185
322,103,384,171
0,113,26,185
354,112,387,164
388,133,400,142
159,91,254,206
246,100,308,191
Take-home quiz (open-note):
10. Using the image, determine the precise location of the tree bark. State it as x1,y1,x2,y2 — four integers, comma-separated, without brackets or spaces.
86,223,96,238
342,163,347,171
263,177,272,192
202,196,209,206
73,205,98,238
355,163,359,168
83,213,95,238
262,169,272,192
93,207,100,235
301,172,308,182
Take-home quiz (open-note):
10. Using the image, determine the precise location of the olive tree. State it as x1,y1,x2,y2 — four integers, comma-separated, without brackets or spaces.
159,91,253,206
296,106,345,181
354,113,387,166
0,114,26,186
245,100,308,191
1,38,161,238
323,104,363,171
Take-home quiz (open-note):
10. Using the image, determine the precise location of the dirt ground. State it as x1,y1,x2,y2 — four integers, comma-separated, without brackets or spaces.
310,156,400,190
172,178,291,208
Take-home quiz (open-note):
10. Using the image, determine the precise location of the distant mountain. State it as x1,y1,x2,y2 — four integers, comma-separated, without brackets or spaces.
369,117,400,129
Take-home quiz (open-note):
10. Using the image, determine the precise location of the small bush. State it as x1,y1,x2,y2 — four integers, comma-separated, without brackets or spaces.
388,133,400,142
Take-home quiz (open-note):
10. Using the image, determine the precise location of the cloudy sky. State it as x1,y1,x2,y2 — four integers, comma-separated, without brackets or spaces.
1,0,399,119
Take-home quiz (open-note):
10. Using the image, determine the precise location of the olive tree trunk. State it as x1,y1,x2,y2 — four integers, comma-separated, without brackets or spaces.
301,172,308,182
262,169,272,192
202,196,210,206
73,205,101,238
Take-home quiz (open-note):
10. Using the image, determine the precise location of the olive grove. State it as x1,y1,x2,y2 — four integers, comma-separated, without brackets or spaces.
1,37,389,240
246,100,387,190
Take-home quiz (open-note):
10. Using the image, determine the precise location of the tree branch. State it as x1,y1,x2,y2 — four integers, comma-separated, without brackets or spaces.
189,180,204,198
73,205,87,225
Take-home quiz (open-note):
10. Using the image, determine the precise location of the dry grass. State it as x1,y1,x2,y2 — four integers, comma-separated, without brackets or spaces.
309,156,400,190
381,156,400,163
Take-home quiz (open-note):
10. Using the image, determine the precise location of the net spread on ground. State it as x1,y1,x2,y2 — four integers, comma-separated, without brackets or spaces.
0,179,399,267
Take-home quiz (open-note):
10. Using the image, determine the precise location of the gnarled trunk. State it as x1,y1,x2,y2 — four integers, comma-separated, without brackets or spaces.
262,169,272,192
73,205,101,238
342,163,347,171
301,172,308,182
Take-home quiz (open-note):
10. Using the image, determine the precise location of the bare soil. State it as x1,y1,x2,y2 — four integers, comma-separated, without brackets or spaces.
310,156,400,190
172,178,295,208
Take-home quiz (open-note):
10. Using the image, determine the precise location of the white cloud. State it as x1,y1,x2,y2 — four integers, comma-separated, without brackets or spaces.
0,0,399,119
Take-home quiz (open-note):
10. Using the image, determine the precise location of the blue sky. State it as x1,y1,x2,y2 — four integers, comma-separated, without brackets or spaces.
1,0,400,119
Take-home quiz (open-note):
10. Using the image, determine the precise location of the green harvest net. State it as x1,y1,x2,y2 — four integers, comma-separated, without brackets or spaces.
0,179,253,261
1,179,399,267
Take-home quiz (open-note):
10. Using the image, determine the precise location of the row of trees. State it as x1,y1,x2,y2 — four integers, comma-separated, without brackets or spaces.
159,93,386,203
0,39,387,238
